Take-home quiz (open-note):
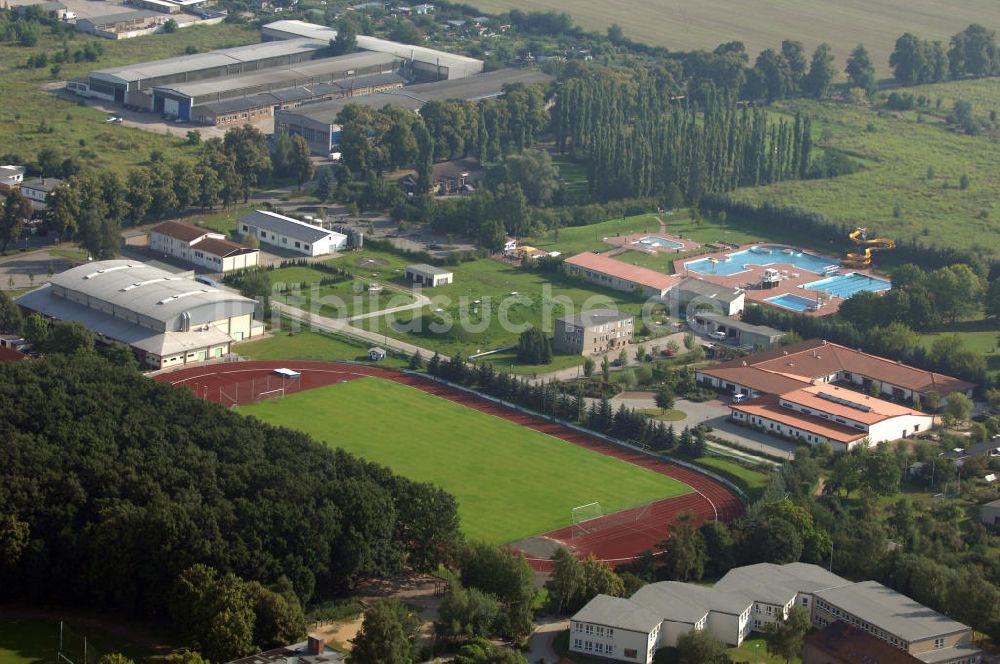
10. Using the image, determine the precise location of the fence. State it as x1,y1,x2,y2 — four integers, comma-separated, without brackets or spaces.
184,372,306,408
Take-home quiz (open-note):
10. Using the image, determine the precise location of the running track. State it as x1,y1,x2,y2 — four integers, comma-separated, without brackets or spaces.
155,361,745,570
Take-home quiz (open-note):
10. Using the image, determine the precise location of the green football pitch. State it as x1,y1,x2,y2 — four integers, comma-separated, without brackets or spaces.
239,378,691,543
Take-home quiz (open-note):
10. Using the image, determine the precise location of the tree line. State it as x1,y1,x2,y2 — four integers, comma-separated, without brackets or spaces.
550,69,813,203
0,355,461,655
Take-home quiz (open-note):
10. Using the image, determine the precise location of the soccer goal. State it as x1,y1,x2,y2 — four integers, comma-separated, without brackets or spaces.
571,502,604,538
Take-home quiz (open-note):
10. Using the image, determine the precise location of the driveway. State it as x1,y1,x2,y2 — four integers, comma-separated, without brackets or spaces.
677,398,796,459
526,618,568,663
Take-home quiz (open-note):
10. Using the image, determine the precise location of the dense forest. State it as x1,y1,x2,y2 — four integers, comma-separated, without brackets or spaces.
0,355,461,620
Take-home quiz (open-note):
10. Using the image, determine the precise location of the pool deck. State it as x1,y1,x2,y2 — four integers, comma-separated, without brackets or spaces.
604,232,701,255
670,243,889,317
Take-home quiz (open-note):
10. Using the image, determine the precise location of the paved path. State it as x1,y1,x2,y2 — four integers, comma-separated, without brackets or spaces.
346,282,431,322
527,618,569,663
677,398,797,460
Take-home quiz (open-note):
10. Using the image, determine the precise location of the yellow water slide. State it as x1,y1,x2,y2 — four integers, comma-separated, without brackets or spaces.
846,228,895,266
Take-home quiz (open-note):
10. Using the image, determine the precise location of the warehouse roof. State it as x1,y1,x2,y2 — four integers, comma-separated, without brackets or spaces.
573,595,661,633
91,38,329,86
815,581,971,644
154,51,399,99
17,285,234,356
277,68,550,123
632,581,751,621
240,210,340,243
45,260,255,325
79,9,159,26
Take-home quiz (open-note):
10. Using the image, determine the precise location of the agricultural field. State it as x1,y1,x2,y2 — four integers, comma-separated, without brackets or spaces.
0,23,257,171
469,0,999,77
733,90,1000,257
0,617,154,664
238,377,692,542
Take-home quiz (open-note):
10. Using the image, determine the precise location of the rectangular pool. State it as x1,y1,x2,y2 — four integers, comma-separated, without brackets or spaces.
684,245,838,276
802,272,891,298
766,293,820,312
633,236,684,250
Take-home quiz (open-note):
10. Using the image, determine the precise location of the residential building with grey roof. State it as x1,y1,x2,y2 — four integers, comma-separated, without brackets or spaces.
569,563,980,664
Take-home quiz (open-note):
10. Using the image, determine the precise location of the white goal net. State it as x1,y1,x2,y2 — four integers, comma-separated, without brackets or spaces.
571,502,604,537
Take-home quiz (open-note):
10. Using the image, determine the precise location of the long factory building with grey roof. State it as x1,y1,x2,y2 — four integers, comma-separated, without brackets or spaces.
16,260,263,369
276,67,553,154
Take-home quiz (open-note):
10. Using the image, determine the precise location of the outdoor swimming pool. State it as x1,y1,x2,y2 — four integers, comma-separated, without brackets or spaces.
802,273,891,298
633,236,685,250
766,293,821,312
684,245,838,276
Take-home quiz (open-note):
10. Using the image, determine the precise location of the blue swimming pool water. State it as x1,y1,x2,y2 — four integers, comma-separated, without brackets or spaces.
634,236,684,250
802,272,891,298
766,293,820,312
684,245,838,276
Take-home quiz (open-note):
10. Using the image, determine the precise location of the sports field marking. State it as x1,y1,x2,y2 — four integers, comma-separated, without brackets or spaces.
238,377,692,543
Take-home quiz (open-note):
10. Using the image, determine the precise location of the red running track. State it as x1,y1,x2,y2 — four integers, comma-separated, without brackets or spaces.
154,361,745,569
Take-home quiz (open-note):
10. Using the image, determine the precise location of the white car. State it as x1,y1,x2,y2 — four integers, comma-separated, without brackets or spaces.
708,330,727,340
731,393,748,404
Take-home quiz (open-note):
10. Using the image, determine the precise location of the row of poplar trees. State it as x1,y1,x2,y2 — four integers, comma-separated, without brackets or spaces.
552,69,812,203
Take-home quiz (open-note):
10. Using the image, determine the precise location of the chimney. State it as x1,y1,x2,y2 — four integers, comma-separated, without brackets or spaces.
307,637,324,656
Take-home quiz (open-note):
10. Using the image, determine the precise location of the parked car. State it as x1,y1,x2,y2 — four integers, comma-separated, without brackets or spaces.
708,330,727,341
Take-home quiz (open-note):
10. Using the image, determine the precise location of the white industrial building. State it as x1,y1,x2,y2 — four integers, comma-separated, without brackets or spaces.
405,264,453,287
16,260,263,368
150,220,259,273
261,20,484,80
670,277,745,316
570,563,980,664
238,210,347,256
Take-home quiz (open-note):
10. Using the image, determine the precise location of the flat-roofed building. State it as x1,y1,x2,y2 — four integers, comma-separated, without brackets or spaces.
150,220,259,273
84,38,331,106
672,276,744,316
691,313,784,351
405,264,452,287
564,252,676,299
75,9,166,39
569,563,980,664
0,165,25,192
553,309,634,356
16,260,263,368
132,0,181,13
151,52,401,122
274,68,551,154
262,20,484,80
238,210,346,256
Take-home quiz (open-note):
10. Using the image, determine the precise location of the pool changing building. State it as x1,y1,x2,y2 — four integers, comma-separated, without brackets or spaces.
16,260,263,368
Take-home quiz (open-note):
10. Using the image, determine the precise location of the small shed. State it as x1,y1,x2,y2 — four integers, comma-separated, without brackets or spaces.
368,347,387,361
405,264,453,287
273,367,301,379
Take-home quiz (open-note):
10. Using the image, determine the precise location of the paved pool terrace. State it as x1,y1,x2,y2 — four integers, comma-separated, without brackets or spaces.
604,232,701,254
670,244,891,317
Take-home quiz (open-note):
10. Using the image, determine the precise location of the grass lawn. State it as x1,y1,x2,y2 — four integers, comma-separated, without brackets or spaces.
733,91,1000,258
236,327,409,368
269,264,416,319
351,255,648,360
476,349,585,376
238,378,692,542
693,455,771,501
727,636,798,664
0,23,257,173
0,618,154,664
918,318,1000,378
184,205,256,236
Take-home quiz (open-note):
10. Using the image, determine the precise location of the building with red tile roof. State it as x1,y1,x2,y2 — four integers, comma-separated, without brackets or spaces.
564,252,678,298
150,220,259,273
